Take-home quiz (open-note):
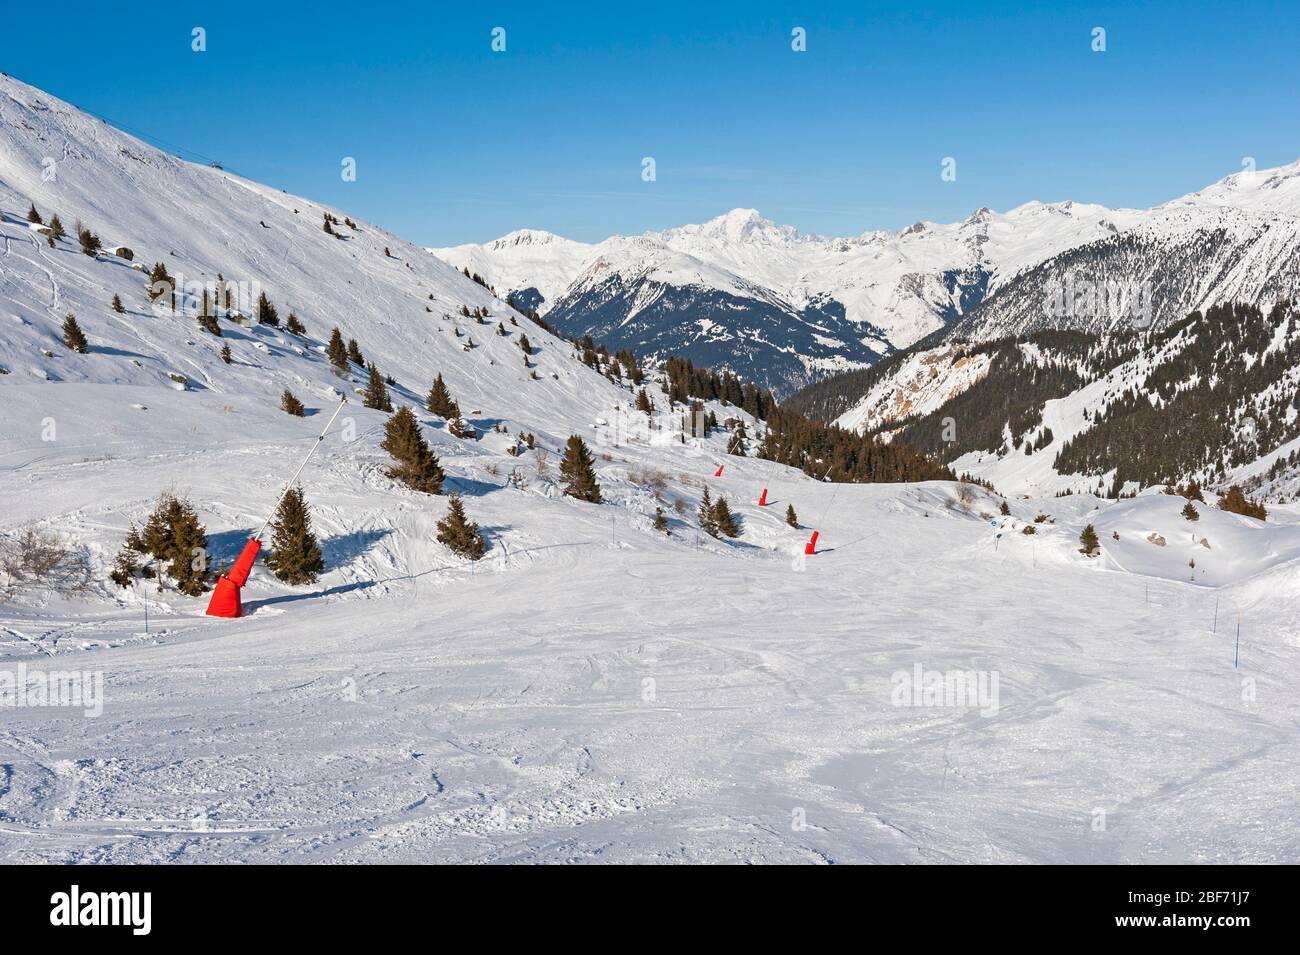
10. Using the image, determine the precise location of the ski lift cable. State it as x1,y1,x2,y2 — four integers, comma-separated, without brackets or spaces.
81,105,229,171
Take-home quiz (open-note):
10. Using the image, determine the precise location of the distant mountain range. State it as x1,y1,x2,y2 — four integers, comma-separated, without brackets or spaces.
429,200,1149,395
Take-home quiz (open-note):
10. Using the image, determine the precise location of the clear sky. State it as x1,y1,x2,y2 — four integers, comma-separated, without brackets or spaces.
6,1,1299,246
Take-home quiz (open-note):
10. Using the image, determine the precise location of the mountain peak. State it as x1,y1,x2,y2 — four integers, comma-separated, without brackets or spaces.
658,208,797,245
490,228,566,249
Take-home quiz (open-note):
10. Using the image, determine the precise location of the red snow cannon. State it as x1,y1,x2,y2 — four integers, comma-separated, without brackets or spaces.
205,537,262,618
804,531,819,556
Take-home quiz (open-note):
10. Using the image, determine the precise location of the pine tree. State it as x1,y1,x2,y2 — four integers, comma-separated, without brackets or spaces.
198,312,221,336
653,506,670,535
447,415,476,439
256,292,279,326
148,262,174,301
109,547,141,588
220,344,232,364
281,389,306,417
698,486,718,537
1079,523,1100,556
111,293,125,314
1000,500,1010,516
382,406,445,493
559,435,601,503
711,495,739,537
347,338,365,365
61,313,88,353
785,504,799,528
78,228,102,256
168,500,210,596
48,215,66,240
264,487,324,585
518,334,532,355
727,421,748,456
364,363,392,411
1218,485,1267,521
26,203,42,224
323,214,334,235
436,493,486,559
1181,501,1200,522
327,327,349,372
636,388,654,415
425,373,460,418
286,312,306,335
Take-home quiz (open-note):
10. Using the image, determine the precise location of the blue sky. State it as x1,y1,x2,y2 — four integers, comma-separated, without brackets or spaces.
6,1,1299,245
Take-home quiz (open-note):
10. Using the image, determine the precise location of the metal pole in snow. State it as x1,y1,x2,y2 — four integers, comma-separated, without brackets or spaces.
1235,615,1240,668
255,396,347,540
1213,597,1219,634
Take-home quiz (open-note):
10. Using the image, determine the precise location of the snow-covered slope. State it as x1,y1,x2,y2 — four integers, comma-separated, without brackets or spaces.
4,74,1300,865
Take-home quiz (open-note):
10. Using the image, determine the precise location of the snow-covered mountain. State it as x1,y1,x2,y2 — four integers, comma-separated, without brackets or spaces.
432,160,1300,400
431,203,1144,395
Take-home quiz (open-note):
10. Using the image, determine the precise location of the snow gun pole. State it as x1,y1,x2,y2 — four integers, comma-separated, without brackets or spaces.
256,396,347,540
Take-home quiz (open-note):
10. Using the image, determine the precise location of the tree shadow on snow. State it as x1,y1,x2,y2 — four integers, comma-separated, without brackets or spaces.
243,580,376,612
207,528,257,568
446,477,501,498
320,528,392,568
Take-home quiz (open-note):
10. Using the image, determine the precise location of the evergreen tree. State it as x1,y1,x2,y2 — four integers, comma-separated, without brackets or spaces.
48,215,66,240
109,547,141,588
518,334,532,355
447,415,476,439
559,435,601,503
698,486,718,537
61,313,88,353
1079,523,1100,556
785,504,799,528
425,373,460,418
653,506,670,535
711,495,739,537
168,500,210,596
264,487,324,585
26,203,41,224
327,327,349,372
363,363,392,411
111,293,125,314
436,494,486,559
78,228,101,256
347,338,365,365
286,312,306,335
381,406,445,493
281,389,306,416
1218,485,1267,521
220,344,232,364
148,262,174,301
999,500,1010,516
135,494,210,595
198,312,221,336
1181,501,1200,522
256,291,279,326
635,388,654,415
727,421,748,456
